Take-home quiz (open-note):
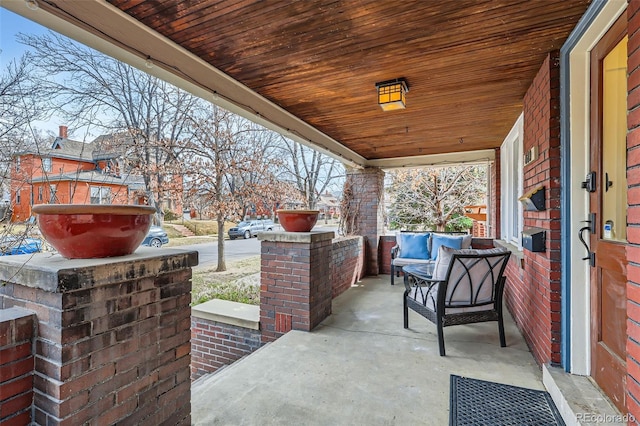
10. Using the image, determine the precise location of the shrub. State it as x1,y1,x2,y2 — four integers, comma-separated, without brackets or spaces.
164,209,179,221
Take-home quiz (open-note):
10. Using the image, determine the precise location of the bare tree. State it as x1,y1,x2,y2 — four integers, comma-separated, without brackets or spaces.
277,136,344,209
184,105,292,271
387,165,487,231
0,53,51,182
0,53,52,250
18,32,202,220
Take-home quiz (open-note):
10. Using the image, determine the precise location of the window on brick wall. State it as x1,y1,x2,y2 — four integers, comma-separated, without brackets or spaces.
49,184,57,203
90,186,111,204
500,113,523,248
42,157,52,172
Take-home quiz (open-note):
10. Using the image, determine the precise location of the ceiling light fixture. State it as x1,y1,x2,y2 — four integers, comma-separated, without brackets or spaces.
144,56,153,69
375,78,408,111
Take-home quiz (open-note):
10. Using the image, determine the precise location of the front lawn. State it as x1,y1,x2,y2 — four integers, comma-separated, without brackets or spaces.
191,256,260,306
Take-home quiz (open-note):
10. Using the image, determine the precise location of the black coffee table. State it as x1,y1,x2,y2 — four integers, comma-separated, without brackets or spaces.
402,263,434,280
402,263,438,297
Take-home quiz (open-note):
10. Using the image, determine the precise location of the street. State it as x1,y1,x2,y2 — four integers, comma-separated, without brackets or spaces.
174,237,260,269
173,223,339,269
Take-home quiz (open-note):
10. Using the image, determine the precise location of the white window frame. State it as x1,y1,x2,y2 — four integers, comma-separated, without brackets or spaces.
500,113,524,249
90,186,111,204
49,184,57,203
42,157,52,172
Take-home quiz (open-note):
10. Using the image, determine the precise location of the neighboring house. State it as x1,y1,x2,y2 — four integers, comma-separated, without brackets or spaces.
10,126,150,221
91,131,184,217
316,191,340,218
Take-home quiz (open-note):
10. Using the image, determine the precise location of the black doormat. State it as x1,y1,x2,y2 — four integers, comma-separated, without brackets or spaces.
450,375,565,426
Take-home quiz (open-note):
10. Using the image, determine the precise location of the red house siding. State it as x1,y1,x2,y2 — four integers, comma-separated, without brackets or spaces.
11,154,134,221
504,51,562,366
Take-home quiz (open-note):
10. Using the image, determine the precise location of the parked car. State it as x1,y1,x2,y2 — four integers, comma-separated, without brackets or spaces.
141,226,169,247
0,236,42,255
228,219,274,239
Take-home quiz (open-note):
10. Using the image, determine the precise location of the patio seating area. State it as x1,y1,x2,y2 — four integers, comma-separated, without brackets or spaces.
191,274,543,425
403,247,511,356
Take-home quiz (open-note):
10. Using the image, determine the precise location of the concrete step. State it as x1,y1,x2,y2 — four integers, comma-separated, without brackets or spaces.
166,223,195,237
543,364,626,425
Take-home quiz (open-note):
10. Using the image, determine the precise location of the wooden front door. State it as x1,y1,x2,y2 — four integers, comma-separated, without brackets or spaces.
589,13,628,414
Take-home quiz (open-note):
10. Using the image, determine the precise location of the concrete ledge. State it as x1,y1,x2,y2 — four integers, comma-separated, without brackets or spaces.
494,239,525,263
543,364,626,426
0,306,34,322
192,299,260,330
258,231,335,243
0,248,199,292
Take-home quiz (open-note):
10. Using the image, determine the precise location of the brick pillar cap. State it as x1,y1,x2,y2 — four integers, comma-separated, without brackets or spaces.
258,231,335,243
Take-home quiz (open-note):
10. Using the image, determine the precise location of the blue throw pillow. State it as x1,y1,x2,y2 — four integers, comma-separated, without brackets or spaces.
398,233,430,259
430,234,464,260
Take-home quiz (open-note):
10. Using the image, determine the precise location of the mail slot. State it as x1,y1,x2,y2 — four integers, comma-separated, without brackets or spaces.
522,227,545,252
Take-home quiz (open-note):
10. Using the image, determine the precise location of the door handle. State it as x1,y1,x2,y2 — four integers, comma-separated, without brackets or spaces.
578,213,596,267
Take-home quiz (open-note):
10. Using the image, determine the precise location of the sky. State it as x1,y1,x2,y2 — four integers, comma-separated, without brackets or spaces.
0,7,86,138
0,8,47,61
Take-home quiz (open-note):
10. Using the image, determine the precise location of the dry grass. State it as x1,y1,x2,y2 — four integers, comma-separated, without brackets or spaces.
165,219,240,236
165,236,219,247
191,256,260,306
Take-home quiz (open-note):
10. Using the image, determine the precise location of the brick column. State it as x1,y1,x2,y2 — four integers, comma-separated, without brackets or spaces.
259,231,334,343
0,249,197,426
345,167,384,275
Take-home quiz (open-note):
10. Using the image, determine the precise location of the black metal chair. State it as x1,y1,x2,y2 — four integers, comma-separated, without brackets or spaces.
403,247,510,356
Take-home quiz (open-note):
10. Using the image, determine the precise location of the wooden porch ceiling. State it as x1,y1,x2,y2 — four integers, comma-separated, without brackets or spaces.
6,0,590,167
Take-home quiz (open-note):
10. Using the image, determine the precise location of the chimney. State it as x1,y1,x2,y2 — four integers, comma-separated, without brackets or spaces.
59,126,68,139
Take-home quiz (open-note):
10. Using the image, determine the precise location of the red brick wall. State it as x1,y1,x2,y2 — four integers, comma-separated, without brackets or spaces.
331,236,365,297
191,235,363,379
346,168,384,275
260,234,334,343
0,252,196,425
190,317,261,381
0,307,35,426
472,221,487,237
262,235,364,301
378,236,396,275
628,0,640,419
504,51,562,366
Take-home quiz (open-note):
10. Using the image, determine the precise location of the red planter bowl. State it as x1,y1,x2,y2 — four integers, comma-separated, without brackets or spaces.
32,204,156,259
276,209,320,232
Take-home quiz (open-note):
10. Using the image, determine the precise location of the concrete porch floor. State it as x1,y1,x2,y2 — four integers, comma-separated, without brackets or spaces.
192,275,545,425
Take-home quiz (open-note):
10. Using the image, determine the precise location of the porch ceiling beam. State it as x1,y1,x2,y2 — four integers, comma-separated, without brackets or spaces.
369,149,495,170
